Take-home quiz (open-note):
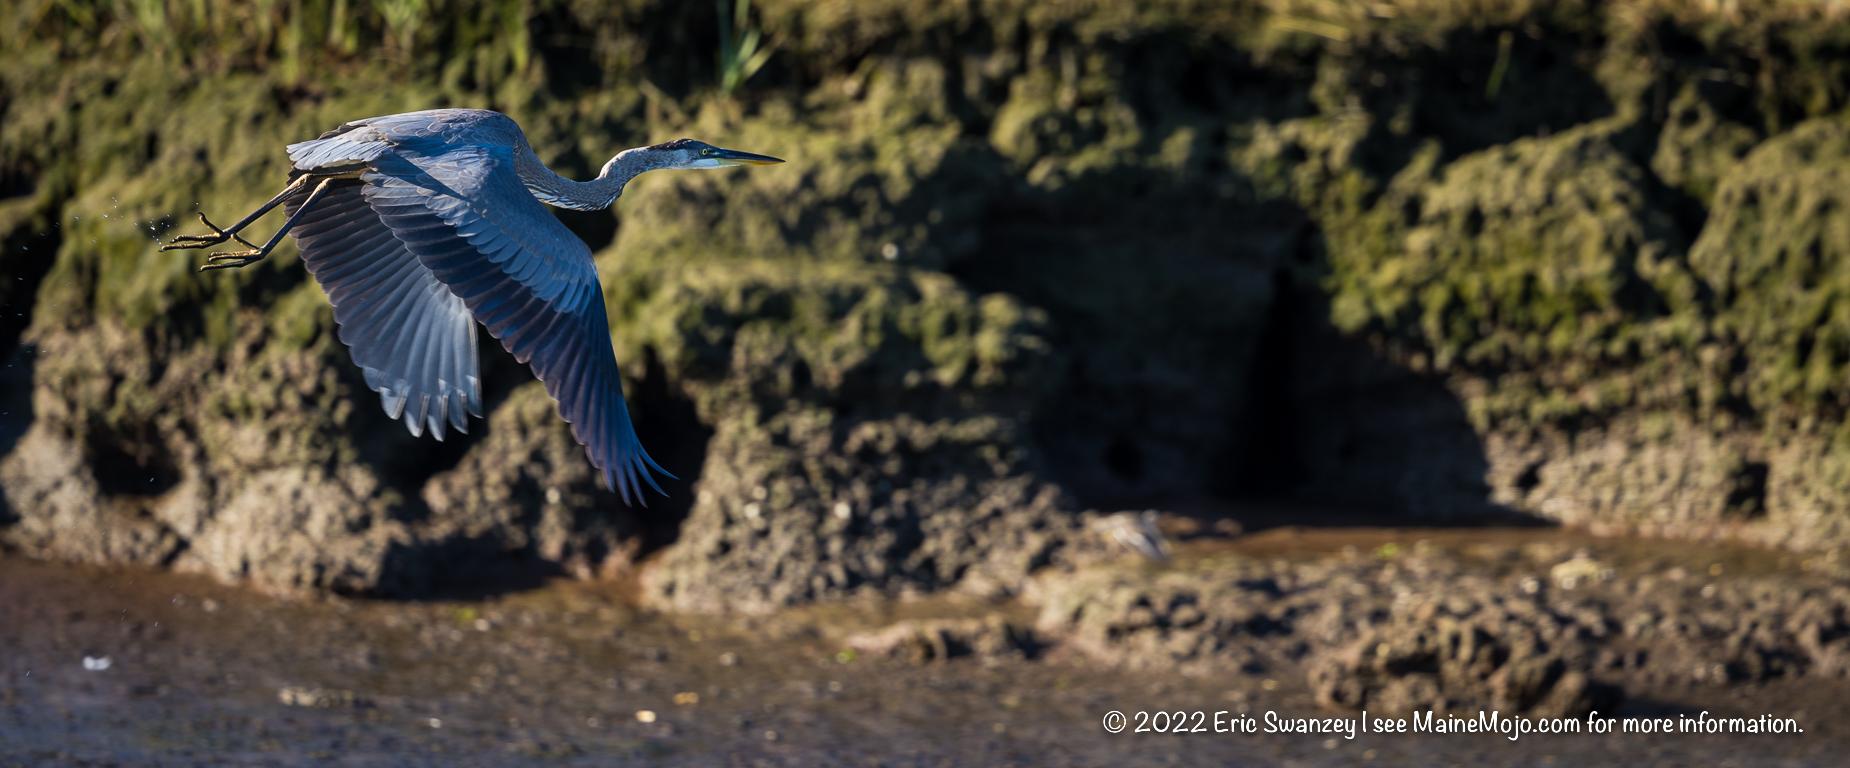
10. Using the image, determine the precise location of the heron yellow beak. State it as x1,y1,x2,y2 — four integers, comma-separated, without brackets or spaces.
711,148,784,166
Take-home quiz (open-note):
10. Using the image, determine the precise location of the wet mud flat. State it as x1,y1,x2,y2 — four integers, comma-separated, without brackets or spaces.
2,527,1848,767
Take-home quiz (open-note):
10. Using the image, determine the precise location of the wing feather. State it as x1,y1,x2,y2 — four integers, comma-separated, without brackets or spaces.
285,182,480,440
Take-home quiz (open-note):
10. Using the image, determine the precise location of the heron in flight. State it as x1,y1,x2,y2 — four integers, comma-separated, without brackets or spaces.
161,109,782,505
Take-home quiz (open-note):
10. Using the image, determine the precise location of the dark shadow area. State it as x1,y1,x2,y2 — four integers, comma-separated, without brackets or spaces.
949,206,1302,510
1114,32,1319,130
951,179,1548,535
1264,257,1528,522
1359,26,1619,173
1725,460,1770,518
0,188,60,471
552,207,618,254
0,342,34,460
625,345,713,554
0,209,58,359
1214,267,1309,499
373,537,567,601
1102,434,1144,484
1214,279,1555,532
535,2,714,102
0,347,17,529
85,418,182,498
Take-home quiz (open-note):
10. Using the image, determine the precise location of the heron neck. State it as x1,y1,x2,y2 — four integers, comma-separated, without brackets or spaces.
514,146,632,211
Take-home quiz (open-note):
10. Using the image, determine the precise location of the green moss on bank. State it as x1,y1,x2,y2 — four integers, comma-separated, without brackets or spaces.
14,0,1850,596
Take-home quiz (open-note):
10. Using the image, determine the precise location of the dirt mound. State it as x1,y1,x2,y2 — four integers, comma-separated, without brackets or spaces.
1035,545,1850,717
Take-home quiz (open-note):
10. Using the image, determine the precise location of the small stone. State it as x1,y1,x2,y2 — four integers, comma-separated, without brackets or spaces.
277,686,359,709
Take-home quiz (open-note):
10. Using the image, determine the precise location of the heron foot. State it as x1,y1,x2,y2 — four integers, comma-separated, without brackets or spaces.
197,248,268,272
174,176,334,273
161,213,260,252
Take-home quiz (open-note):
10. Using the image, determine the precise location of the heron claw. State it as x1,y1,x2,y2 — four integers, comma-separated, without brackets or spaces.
162,214,263,253
161,214,229,251
196,249,266,271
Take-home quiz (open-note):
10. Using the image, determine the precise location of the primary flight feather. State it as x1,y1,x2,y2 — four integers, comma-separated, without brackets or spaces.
161,109,783,506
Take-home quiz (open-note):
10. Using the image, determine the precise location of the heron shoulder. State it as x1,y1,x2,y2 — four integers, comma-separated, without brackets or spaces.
289,109,534,175
349,109,525,147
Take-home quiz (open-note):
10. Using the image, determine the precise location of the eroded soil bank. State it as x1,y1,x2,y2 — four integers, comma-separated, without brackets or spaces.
3,525,1845,767
16,0,1850,612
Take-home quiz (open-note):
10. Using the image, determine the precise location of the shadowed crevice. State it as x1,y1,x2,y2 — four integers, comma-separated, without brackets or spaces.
375,536,568,601
0,343,34,461
626,345,712,555
85,417,182,498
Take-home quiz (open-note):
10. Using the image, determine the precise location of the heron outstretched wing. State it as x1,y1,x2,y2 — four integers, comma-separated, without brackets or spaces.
285,127,668,504
287,180,482,439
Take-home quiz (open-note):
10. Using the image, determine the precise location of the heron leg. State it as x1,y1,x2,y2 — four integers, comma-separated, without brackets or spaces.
161,175,313,253
198,177,335,272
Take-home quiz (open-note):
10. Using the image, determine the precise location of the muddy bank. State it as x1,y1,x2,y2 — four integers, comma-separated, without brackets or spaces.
3,528,1847,766
1040,528,1850,720
11,0,1850,608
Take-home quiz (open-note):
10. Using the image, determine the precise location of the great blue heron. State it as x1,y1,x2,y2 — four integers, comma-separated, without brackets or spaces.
161,109,783,505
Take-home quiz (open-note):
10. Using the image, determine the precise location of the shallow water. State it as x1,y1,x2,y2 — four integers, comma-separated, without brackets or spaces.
1,525,1844,766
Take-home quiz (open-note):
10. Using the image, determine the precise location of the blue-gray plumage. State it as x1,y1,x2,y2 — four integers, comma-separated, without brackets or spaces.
160,109,783,505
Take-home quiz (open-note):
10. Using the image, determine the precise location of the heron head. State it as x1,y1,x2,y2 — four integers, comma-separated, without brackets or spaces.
642,138,784,171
